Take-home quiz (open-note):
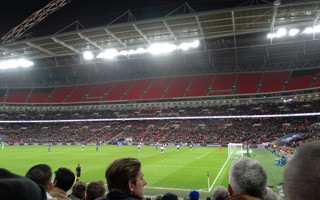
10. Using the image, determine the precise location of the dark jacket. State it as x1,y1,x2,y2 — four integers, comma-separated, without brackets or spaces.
0,168,47,200
96,191,142,200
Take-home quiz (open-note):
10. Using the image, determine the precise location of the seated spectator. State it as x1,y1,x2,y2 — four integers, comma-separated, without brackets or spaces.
25,163,56,200
0,168,47,200
212,186,228,200
50,167,75,200
161,192,179,200
97,157,147,200
263,187,281,200
86,180,106,200
228,157,267,200
152,194,163,200
283,140,320,200
189,190,200,200
69,181,86,200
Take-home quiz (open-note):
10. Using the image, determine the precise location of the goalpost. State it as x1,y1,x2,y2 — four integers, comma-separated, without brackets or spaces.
228,143,244,158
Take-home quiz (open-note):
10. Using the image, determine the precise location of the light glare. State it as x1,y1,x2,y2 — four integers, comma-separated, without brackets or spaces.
83,51,94,60
289,29,299,36
95,40,199,59
276,28,287,37
0,58,33,70
303,27,313,34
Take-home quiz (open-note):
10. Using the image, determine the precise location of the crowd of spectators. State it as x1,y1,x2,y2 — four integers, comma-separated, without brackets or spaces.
1,99,320,120
1,116,319,147
1,99,320,147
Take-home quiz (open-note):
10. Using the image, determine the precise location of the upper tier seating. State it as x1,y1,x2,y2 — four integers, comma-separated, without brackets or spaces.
2,70,319,104
234,73,261,94
259,71,290,93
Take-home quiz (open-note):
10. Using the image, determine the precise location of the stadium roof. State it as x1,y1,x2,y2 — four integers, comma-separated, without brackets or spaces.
0,0,320,85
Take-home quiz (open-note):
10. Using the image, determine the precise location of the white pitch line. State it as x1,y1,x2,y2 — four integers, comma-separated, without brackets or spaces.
196,152,210,159
145,186,192,191
146,165,222,170
209,156,232,192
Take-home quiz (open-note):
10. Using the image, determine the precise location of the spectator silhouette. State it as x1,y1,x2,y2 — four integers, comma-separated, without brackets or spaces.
69,181,86,200
212,186,228,200
228,157,267,200
86,180,106,200
161,192,179,200
0,168,47,200
50,167,75,200
25,163,56,200
189,190,200,200
97,157,147,200
283,140,320,200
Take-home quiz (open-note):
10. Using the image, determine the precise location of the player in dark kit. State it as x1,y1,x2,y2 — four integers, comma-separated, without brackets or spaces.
76,164,81,182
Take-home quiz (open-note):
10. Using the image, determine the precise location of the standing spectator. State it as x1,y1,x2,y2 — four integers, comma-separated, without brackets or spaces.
228,157,267,200
50,167,75,200
97,157,147,200
283,140,320,200
25,164,56,200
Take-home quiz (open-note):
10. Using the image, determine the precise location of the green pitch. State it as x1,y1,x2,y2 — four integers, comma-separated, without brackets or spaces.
0,145,284,199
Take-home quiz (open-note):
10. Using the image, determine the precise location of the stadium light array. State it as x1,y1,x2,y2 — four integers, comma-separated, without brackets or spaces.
267,25,320,39
84,40,200,61
83,51,94,60
0,58,33,70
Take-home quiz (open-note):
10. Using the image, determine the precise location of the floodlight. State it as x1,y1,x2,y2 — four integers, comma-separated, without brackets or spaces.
18,59,33,68
83,51,94,60
119,50,128,56
289,29,299,36
136,48,147,54
128,49,137,55
178,43,190,51
0,58,33,70
303,27,313,34
314,25,320,33
192,40,200,48
276,28,287,37
97,49,119,60
148,43,177,55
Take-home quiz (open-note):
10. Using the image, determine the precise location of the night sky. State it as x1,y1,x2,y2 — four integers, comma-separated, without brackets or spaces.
0,0,250,39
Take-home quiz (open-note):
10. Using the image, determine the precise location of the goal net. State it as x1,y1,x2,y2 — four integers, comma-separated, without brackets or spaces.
228,143,244,158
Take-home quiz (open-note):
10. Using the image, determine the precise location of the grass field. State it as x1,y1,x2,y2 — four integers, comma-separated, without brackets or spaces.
0,145,284,199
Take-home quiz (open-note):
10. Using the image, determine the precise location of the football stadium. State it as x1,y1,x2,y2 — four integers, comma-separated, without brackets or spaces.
0,0,320,200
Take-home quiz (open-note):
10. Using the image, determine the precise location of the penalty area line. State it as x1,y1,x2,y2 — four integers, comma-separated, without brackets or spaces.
209,155,232,192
